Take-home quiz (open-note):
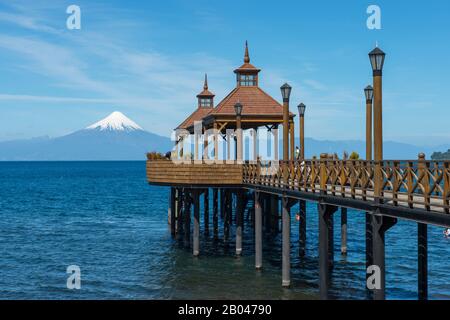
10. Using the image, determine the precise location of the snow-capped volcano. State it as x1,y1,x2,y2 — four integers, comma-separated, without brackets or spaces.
86,111,143,132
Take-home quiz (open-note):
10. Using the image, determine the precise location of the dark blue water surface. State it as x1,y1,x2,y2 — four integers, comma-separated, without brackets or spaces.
0,161,449,300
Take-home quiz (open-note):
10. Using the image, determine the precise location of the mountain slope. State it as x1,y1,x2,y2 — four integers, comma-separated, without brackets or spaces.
0,112,172,161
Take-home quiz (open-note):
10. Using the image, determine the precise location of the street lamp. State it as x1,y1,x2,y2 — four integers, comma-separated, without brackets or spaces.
280,83,292,162
234,101,243,117
369,47,386,76
297,103,306,160
234,101,243,162
369,46,386,301
364,86,373,161
369,46,385,162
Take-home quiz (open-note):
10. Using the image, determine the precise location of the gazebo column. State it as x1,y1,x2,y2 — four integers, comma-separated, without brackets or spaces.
175,133,179,160
214,122,219,161
203,127,208,160
252,128,258,162
274,125,279,161
179,136,184,160
227,130,232,161
194,134,199,161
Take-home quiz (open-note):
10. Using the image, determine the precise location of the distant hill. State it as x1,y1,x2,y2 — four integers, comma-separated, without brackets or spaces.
431,149,450,160
0,111,445,161
0,112,173,161
301,138,443,160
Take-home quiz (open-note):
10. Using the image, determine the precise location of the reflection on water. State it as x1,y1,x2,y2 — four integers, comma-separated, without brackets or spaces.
0,161,449,300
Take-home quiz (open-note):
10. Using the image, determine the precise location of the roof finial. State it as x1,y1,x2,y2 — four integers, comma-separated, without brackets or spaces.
204,73,208,90
375,40,378,48
244,40,250,63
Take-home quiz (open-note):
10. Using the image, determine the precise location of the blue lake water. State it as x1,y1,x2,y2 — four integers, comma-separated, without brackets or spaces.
0,161,449,300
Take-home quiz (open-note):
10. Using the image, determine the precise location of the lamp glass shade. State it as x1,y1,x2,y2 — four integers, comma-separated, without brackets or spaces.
369,47,386,72
234,102,243,116
298,103,306,116
280,83,292,100
364,85,374,101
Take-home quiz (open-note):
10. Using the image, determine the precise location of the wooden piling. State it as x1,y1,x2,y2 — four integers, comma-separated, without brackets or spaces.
255,191,262,270
372,214,397,300
236,189,243,256
184,191,191,247
282,196,291,287
224,190,230,241
341,207,347,255
193,190,200,256
365,212,373,296
213,188,218,240
299,200,306,256
418,223,428,300
170,187,176,236
204,189,209,236
318,203,337,299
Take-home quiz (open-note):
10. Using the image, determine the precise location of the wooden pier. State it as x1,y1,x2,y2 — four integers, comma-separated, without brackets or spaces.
146,43,450,300
148,156,450,299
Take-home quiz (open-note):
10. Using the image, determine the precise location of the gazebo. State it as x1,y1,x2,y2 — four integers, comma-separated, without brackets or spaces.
175,42,296,162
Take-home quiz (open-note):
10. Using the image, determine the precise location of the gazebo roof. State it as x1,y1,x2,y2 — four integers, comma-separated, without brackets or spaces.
176,107,213,130
176,42,295,132
197,74,215,98
212,86,284,115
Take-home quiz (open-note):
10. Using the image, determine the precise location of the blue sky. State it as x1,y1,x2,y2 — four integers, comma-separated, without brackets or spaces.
0,0,449,146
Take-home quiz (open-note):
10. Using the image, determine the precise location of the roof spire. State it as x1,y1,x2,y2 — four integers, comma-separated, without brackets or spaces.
244,41,250,63
204,73,208,90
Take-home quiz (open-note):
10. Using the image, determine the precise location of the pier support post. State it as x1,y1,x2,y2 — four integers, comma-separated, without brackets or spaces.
418,223,428,300
255,191,262,270
184,191,192,247
365,213,373,297
371,214,397,300
271,195,279,233
299,200,306,256
220,189,225,219
193,190,200,256
204,189,209,236
213,189,218,240
236,189,243,256
282,196,291,287
318,203,338,300
263,195,270,232
328,211,334,270
341,207,347,255
177,189,184,238
170,188,176,237
224,190,230,241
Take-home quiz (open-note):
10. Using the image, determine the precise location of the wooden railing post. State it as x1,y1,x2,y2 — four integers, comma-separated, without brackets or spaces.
257,158,261,185
374,160,382,202
444,162,450,214
418,153,430,210
320,154,327,193
407,161,414,208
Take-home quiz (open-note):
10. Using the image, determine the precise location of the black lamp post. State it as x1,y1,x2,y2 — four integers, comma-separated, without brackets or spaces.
364,85,373,161
280,83,292,162
234,101,243,162
369,47,385,162
369,46,389,302
297,103,306,160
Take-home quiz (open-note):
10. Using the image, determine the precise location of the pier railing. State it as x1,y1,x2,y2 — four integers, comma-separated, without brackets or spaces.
243,158,450,213
147,156,450,213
